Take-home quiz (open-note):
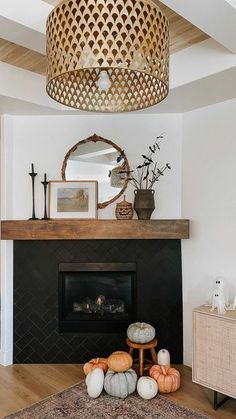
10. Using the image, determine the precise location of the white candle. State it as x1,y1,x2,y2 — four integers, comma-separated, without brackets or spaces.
157,349,171,366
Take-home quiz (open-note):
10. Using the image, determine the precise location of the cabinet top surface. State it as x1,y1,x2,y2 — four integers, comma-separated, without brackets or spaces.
193,305,236,321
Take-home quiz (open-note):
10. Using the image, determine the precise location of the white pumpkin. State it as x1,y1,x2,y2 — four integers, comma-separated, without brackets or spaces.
157,349,171,366
137,376,158,400
127,322,156,343
86,367,104,398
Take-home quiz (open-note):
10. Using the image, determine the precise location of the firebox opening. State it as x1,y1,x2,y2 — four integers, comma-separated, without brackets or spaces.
58,263,136,333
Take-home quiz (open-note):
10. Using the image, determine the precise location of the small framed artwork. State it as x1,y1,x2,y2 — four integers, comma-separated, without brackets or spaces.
49,181,98,219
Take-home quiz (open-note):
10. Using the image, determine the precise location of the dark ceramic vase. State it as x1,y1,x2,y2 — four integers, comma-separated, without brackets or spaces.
134,189,155,220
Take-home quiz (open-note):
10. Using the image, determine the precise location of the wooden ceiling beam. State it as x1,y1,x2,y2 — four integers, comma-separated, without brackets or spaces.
155,1,208,53
0,38,46,75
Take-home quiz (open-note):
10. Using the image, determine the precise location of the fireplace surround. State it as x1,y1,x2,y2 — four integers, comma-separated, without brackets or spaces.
13,238,183,364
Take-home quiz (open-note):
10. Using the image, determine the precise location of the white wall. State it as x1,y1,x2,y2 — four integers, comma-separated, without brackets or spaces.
8,114,182,220
0,116,14,365
182,98,236,366
3,101,236,367
3,103,236,367
0,112,182,365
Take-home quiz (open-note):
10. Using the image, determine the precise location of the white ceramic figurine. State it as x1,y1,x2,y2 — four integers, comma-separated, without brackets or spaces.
210,276,230,314
211,292,226,315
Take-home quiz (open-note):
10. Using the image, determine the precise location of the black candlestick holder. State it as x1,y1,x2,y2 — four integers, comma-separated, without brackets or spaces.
41,173,50,220
29,163,38,220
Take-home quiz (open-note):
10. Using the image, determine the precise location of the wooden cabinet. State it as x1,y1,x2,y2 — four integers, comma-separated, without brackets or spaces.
193,306,236,399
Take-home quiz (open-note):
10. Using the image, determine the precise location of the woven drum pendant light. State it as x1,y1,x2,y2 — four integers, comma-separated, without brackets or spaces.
46,0,169,112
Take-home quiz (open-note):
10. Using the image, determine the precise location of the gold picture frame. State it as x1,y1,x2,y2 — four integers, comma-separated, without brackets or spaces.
49,181,98,219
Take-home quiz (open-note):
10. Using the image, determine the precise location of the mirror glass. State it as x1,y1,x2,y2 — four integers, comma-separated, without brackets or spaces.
62,134,129,208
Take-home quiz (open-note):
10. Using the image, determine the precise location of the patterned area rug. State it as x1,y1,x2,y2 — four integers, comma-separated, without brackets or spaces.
5,381,211,419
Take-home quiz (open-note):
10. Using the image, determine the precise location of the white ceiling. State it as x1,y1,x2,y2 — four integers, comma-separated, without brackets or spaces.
0,0,50,34
0,0,235,115
0,95,62,115
160,0,236,53
0,15,45,53
225,0,236,7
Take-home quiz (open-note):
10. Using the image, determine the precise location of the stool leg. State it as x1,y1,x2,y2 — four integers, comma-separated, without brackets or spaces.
139,349,144,377
150,348,157,364
129,347,134,356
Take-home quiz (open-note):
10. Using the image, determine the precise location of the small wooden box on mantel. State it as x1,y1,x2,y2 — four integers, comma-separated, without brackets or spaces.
193,305,236,400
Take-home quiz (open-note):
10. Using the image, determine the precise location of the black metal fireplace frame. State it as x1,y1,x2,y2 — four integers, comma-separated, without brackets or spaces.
58,262,137,333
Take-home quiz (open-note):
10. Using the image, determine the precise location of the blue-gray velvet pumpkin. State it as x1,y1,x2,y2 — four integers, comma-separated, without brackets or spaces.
104,368,137,398
127,322,156,343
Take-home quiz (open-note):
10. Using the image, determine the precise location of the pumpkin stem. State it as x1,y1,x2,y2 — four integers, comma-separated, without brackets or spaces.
161,365,167,375
96,357,99,363
140,322,144,329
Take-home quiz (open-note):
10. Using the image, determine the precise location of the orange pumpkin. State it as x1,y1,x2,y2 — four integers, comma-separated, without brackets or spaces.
83,357,108,376
149,365,180,393
108,351,133,372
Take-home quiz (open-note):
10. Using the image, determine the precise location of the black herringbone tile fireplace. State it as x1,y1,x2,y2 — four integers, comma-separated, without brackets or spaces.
13,239,182,363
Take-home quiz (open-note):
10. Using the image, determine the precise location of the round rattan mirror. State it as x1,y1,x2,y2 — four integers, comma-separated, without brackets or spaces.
61,134,130,209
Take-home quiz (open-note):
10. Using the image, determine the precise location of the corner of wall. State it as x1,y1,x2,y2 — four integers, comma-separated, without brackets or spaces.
183,350,192,368
0,349,13,366
0,115,14,365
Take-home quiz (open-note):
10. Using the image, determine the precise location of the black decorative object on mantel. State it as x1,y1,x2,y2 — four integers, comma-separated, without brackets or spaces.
120,134,171,220
134,189,155,220
41,173,50,220
29,163,38,220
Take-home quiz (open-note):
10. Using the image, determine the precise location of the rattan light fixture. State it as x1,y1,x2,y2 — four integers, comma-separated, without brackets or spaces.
46,0,169,112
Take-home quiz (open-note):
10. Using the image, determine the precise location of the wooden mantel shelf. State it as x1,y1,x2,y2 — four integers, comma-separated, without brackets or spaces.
0,219,189,240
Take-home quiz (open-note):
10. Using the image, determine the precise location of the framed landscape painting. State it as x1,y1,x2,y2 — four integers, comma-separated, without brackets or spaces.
49,181,98,219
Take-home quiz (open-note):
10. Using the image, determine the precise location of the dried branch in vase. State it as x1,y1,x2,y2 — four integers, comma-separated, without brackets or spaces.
120,134,171,190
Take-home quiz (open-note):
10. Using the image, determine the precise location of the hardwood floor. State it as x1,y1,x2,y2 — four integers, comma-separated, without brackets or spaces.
0,364,235,418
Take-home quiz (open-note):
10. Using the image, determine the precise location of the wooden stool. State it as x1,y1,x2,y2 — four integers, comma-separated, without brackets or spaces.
126,337,158,377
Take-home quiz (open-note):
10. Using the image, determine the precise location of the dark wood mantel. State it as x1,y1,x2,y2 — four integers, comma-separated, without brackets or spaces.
0,219,189,240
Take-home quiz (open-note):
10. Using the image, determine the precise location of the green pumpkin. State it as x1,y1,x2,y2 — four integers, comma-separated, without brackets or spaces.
127,322,156,343
104,368,137,398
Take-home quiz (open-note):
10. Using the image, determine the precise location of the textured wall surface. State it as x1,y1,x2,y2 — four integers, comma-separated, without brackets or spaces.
14,239,182,363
